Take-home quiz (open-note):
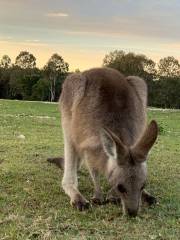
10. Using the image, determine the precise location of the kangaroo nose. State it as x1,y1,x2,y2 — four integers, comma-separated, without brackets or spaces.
127,208,138,217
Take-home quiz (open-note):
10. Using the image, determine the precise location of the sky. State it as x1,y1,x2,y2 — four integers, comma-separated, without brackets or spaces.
0,0,180,71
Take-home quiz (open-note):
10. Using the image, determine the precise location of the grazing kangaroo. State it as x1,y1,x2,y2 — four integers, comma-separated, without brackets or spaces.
50,68,158,216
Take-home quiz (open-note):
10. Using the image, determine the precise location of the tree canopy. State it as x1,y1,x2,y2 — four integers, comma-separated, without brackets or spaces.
44,53,69,102
158,56,180,77
15,51,36,69
0,50,180,108
103,50,156,78
0,55,11,68
0,52,68,101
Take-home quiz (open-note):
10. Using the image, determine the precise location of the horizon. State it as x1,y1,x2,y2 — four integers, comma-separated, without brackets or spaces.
0,0,180,71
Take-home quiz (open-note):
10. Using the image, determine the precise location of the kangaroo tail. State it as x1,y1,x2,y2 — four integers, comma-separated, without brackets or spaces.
47,157,64,170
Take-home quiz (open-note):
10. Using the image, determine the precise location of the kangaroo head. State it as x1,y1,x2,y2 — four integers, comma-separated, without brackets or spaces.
100,120,158,217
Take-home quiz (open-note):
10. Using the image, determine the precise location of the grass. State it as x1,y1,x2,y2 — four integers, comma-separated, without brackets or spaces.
0,99,179,240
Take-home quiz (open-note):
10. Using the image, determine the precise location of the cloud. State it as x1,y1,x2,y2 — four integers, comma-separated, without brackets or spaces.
0,39,48,47
46,12,69,18
0,36,13,41
25,39,40,43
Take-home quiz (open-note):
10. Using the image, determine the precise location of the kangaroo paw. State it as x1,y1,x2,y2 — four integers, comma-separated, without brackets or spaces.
142,190,157,206
91,196,105,205
106,188,121,205
71,195,90,211
106,196,121,205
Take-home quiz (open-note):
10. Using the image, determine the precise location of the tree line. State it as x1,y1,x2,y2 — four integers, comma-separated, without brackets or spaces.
0,51,69,102
0,50,180,108
103,50,180,109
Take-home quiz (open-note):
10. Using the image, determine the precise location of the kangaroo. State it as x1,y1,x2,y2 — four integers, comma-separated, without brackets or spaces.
51,68,158,217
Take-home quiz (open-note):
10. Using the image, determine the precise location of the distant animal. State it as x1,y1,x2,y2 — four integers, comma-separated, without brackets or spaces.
48,67,158,217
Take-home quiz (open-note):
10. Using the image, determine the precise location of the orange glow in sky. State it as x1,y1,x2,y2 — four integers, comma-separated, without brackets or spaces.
0,0,180,71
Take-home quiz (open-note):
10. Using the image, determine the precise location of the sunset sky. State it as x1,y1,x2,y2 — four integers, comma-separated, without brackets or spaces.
0,0,180,71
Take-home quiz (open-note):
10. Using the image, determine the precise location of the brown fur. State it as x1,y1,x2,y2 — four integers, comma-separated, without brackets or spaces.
57,67,158,216
61,68,146,149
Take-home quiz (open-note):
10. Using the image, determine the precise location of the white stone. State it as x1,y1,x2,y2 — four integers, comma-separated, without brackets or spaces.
17,134,26,140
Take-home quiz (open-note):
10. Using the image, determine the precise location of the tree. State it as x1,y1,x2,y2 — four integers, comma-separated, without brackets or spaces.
44,53,69,102
158,56,180,77
31,78,50,101
9,66,24,99
0,66,11,98
149,77,180,108
9,66,41,100
75,68,81,73
0,55,11,68
15,51,36,69
103,50,156,78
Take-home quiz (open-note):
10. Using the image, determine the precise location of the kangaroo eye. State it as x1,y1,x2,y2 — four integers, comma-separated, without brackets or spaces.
117,184,127,193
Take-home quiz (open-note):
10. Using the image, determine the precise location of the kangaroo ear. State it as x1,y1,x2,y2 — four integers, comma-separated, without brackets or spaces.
131,120,158,162
100,127,127,165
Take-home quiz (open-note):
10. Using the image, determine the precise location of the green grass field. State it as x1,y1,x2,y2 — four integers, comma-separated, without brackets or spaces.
0,99,179,240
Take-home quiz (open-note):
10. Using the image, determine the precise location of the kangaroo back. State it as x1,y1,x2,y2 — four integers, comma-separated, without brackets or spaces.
60,68,147,150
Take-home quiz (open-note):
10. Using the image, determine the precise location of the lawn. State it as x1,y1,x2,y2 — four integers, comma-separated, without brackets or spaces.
0,99,179,240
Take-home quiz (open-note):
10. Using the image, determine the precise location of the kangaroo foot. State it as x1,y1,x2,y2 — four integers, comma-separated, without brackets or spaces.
71,194,90,211
47,157,64,169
